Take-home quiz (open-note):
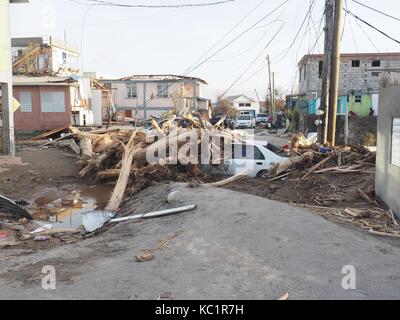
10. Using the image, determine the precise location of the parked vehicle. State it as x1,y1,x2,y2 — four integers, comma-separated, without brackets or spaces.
236,115,255,129
210,114,235,130
256,113,268,124
227,141,287,177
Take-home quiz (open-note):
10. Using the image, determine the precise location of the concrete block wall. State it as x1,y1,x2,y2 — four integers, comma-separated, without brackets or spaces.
299,56,400,97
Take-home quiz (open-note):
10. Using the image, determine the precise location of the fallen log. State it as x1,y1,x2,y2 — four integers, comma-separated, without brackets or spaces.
151,118,164,135
92,134,116,154
301,153,335,180
80,136,94,160
106,131,138,212
368,229,400,239
290,133,313,152
270,152,314,178
206,170,250,187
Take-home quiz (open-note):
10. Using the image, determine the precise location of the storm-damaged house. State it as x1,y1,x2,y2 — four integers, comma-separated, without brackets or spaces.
100,74,211,120
11,36,80,77
11,76,96,132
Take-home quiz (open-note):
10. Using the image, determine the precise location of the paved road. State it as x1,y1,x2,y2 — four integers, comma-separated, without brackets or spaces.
1,184,399,299
235,129,290,146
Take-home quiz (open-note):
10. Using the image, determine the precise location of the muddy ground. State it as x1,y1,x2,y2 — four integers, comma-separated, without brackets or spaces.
0,145,400,299
1,183,400,299
0,147,115,249
0,147,82,201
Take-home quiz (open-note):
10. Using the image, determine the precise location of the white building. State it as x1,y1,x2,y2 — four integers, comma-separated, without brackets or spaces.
11,36,80,77
100,74,209,120
224,95,260,118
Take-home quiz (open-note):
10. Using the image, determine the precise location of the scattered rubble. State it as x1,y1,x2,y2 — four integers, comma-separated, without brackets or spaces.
225,133,400,239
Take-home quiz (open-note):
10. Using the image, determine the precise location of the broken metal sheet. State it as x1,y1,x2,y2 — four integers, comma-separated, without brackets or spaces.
0,194,32,220
110,205,197,223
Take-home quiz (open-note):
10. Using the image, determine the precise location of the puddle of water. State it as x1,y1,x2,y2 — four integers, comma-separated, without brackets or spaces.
32,185,114,232
53,209,115,232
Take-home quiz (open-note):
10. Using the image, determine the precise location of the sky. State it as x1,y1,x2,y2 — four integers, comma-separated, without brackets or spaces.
9,0,400,101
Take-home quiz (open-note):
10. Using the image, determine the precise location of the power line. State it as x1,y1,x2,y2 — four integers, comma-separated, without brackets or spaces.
237,2,322,93
351,0,400,22
184,0,290,75
208,19,284,63
353,13,380,52
345,0,359,53
72,0,236,8
272,0,317,63
114,0,290,116
184,0,265,74
220,21,285,97
286,10,324,94
344,8,400,45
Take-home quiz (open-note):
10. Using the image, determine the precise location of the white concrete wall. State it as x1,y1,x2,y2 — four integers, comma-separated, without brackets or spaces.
0,0,11,83
91,89,103,126
51,46,79,75
230,97,260,117
72,107,94,126
376,86,400,217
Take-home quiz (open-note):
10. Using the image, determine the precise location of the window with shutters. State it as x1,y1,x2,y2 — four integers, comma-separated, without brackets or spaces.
126,83,137,98
40,92,65,113
392,118,400,167
19,92,32,112
157,83,169,98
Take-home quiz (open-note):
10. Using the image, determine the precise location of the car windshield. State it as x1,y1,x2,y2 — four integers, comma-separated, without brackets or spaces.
258,114,267,117
238,116,251,120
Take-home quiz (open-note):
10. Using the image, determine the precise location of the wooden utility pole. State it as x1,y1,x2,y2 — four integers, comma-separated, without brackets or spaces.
327,0,344,146
254,89,262,111
272,72,276,122
267,55,274,117
320,0,334,144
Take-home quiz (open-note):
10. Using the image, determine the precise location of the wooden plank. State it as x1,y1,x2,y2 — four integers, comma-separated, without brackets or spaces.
31,125,70,141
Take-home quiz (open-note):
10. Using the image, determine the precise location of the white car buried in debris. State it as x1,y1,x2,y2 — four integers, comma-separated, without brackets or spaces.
227,141,287,178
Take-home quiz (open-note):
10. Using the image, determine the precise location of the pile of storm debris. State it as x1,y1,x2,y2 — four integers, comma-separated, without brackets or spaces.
1,114,246,247
226,133,400,239
60,115,243,211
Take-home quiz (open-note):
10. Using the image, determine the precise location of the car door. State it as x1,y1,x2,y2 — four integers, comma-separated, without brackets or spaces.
228,144,266,177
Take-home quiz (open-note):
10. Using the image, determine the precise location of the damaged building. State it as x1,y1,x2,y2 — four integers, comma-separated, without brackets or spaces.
100,74,211,121
11,36,80,77
11,76,95,132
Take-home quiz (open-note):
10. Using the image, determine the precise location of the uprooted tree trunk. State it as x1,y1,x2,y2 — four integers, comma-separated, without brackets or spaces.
80,136,94,160
106,132,138,212
269,151,314,177
290,133,313,154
